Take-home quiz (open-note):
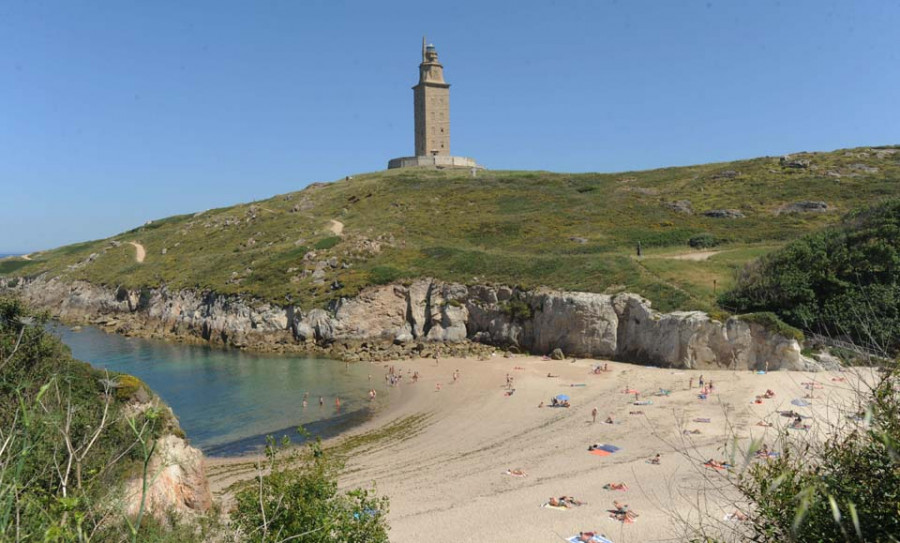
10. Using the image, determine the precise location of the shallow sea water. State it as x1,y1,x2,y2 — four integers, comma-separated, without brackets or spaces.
51,324,376,456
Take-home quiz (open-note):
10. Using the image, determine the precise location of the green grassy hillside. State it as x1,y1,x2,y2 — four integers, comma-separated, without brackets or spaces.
3,145,899,313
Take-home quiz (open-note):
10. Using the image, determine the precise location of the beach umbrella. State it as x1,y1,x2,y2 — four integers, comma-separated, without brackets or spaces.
556,394,570,401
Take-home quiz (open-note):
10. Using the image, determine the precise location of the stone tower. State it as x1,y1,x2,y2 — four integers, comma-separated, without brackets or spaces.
387,38,479,170
414,37,450,156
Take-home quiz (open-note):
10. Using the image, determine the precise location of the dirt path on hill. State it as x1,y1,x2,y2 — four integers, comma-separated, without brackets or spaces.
657,250,720,261
328,220,344,235
128,242,146,263
20,254,31,261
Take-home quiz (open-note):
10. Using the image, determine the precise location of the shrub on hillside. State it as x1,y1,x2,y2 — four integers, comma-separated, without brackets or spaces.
720,199,900,354
314,236,342,250
369,265,403,285
737,312,804,342
688,233,720,249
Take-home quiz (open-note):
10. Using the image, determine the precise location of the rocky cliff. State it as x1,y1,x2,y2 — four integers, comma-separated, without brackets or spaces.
4,276,819,371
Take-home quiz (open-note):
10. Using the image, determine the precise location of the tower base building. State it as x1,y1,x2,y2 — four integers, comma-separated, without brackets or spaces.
387,38,480,170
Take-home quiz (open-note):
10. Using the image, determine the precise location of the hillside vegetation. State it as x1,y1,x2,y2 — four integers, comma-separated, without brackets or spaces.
722,198,900,354
2,146,899,313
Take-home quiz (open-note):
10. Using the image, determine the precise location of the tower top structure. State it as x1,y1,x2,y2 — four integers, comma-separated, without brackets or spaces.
387,38,480,170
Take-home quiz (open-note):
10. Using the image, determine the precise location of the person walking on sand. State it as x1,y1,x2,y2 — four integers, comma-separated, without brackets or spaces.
435,383,442,392
592,407,598,423
699,375,705,388
689,377,693,390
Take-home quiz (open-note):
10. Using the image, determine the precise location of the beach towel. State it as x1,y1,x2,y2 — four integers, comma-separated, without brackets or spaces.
755,371,767,375
693,417,711,423
633,400,653,406
602,483,628,491
791,399,811,407
654,389,671,396
569,383,587,387
704,461,732,471
623,389,640,394
698,394,707,400
788,424,811,431
542,503,568,511
589,444,620,456
566,534,613,543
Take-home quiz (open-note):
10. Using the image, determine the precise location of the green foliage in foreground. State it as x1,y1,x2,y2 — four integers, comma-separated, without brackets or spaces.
231,434,389,543
722,199,900,354
0,297,182,542
4,146,899,312
733,366,900,542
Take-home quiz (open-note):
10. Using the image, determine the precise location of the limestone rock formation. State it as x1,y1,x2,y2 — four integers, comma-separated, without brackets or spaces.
122,434,212,521
5,276,812,371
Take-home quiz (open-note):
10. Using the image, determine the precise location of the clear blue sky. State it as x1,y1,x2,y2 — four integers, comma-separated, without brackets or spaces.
1,0,898,252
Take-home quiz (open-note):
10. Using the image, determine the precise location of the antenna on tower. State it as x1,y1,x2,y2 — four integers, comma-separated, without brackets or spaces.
422,36,426,62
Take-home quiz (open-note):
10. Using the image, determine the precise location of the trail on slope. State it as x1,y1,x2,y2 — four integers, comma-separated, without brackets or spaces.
656,250,721,261
128,242,146,263
328,220,344,235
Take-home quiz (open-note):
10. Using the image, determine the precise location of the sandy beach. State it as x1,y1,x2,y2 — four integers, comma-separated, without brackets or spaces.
209,355,860,543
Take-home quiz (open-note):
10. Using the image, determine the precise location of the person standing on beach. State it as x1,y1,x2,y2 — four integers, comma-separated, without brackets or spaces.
319,396,324,407
699,375,704,388
335,397,341,409
689,377,693,390
591,407,598,423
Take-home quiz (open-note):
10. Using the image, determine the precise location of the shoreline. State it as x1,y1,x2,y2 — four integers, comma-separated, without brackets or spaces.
206,354,863,543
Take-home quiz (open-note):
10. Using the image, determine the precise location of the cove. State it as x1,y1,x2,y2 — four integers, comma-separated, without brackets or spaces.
51,324,376,457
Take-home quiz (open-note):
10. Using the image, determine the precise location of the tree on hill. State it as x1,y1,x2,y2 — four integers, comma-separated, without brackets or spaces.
720,199,900,355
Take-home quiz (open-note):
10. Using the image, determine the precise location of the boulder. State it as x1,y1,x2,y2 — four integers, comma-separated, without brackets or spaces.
703,209,745,219
550,348,565,360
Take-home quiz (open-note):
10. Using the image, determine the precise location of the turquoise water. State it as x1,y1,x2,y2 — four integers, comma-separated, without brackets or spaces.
51,325,376,456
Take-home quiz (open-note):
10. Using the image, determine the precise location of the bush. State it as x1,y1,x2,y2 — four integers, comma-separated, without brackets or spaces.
688,233,720,249
730,367,900,542
721,199,900,355
369,266,403,285
231,435,389,543
314,236,342,250
737,312,805,342
501,299,533,323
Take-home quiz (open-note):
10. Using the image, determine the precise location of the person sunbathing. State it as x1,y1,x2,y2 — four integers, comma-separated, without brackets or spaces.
605,415,615,424
548,495,583,507
547,372,559,378
764,389,776,398
603,482,628,490
649,453,661,465
505,468,527,477
683,428,701,435
756,420,773,427
610,501,639,522
705,459,728,469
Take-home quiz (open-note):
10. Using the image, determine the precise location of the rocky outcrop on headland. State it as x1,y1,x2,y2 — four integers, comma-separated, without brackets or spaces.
5,276,817,371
